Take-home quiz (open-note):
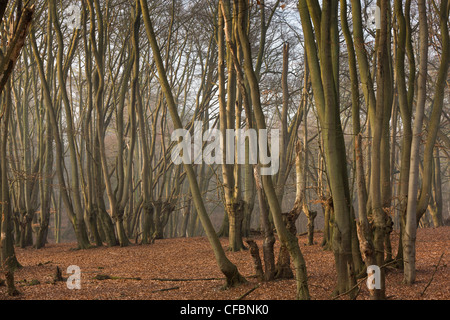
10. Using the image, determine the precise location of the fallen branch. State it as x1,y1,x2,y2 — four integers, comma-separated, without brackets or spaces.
152,286,180,293
420,252,445,297
151,277,223,282
94,274,141,281
93,274,111,280
151,275,258,282
235,284,260,300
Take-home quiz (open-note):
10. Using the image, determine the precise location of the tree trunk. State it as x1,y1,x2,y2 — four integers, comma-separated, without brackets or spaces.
50,0,91,249
403,0,428,285
254,168,276,281
218,1,245,252
430,148,443,227
369,0,390,299
415,0,449,224
237,0,309,299
0,4,34,295
394,0,414,265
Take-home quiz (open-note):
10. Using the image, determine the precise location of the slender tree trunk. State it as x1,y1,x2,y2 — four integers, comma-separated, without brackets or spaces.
36,109,53,248
340,0,375,282
50,0,91,249
1,82,20,296
35,15,53,248
218,0,245,251
254,168,275,281
87,0,129,247
238,0,309,300
415,0,449,224
369,0,389,299
394,0,414,265
30,21,90,249
430,148,443,227
298,0,356,298
0,4,34,295
403,0,428,285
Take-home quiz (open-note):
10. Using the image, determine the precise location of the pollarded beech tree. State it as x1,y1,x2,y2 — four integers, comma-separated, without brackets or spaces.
297,0,358,298
0,0,34,296
235,0,310,300
139,0,247,288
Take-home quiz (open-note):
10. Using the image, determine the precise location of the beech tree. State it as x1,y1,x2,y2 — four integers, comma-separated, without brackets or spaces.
0,0,34,296
139,0,247,288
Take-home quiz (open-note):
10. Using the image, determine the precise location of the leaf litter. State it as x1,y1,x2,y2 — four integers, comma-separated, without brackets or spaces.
1,226,449,300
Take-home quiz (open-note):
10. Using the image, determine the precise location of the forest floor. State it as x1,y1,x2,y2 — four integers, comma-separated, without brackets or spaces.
1,226,449,300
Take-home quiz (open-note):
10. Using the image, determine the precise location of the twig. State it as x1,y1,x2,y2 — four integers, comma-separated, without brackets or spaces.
420,252,445,296
332,278,366,300
235,284,260,300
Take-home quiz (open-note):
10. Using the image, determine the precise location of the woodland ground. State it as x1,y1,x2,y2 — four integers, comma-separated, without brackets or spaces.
1,226,449,300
